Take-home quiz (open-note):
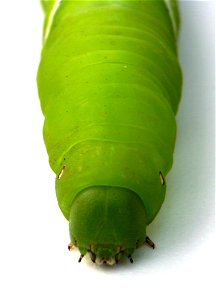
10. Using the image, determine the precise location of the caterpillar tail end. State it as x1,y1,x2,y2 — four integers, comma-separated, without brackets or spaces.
69,186,147,265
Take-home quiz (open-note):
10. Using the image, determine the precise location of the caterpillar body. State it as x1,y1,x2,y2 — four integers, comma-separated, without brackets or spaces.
37,0,182,265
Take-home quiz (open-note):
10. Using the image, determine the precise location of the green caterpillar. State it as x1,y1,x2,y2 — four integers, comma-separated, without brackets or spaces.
37,0,182,265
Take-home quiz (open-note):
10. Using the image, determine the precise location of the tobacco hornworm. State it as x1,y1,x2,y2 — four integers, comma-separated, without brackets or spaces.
37,0,182,265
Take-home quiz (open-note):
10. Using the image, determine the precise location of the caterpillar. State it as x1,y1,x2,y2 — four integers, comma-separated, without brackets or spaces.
37,0,182,265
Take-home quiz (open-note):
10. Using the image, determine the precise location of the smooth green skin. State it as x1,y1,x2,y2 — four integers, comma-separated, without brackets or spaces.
40,0,56,38
37,0,182,263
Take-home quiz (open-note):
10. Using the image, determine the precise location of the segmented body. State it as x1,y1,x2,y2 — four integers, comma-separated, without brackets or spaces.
37,0,182,263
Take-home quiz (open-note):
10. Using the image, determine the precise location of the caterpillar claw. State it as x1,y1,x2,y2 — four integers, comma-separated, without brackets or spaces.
145,236,155,249
128,255,133,263
78,254,84,263
68,242,75,251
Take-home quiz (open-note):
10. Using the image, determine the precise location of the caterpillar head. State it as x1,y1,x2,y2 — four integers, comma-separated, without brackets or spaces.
69,186,147,265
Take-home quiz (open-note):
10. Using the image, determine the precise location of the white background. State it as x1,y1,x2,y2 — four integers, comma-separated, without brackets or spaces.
0,1,215,299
